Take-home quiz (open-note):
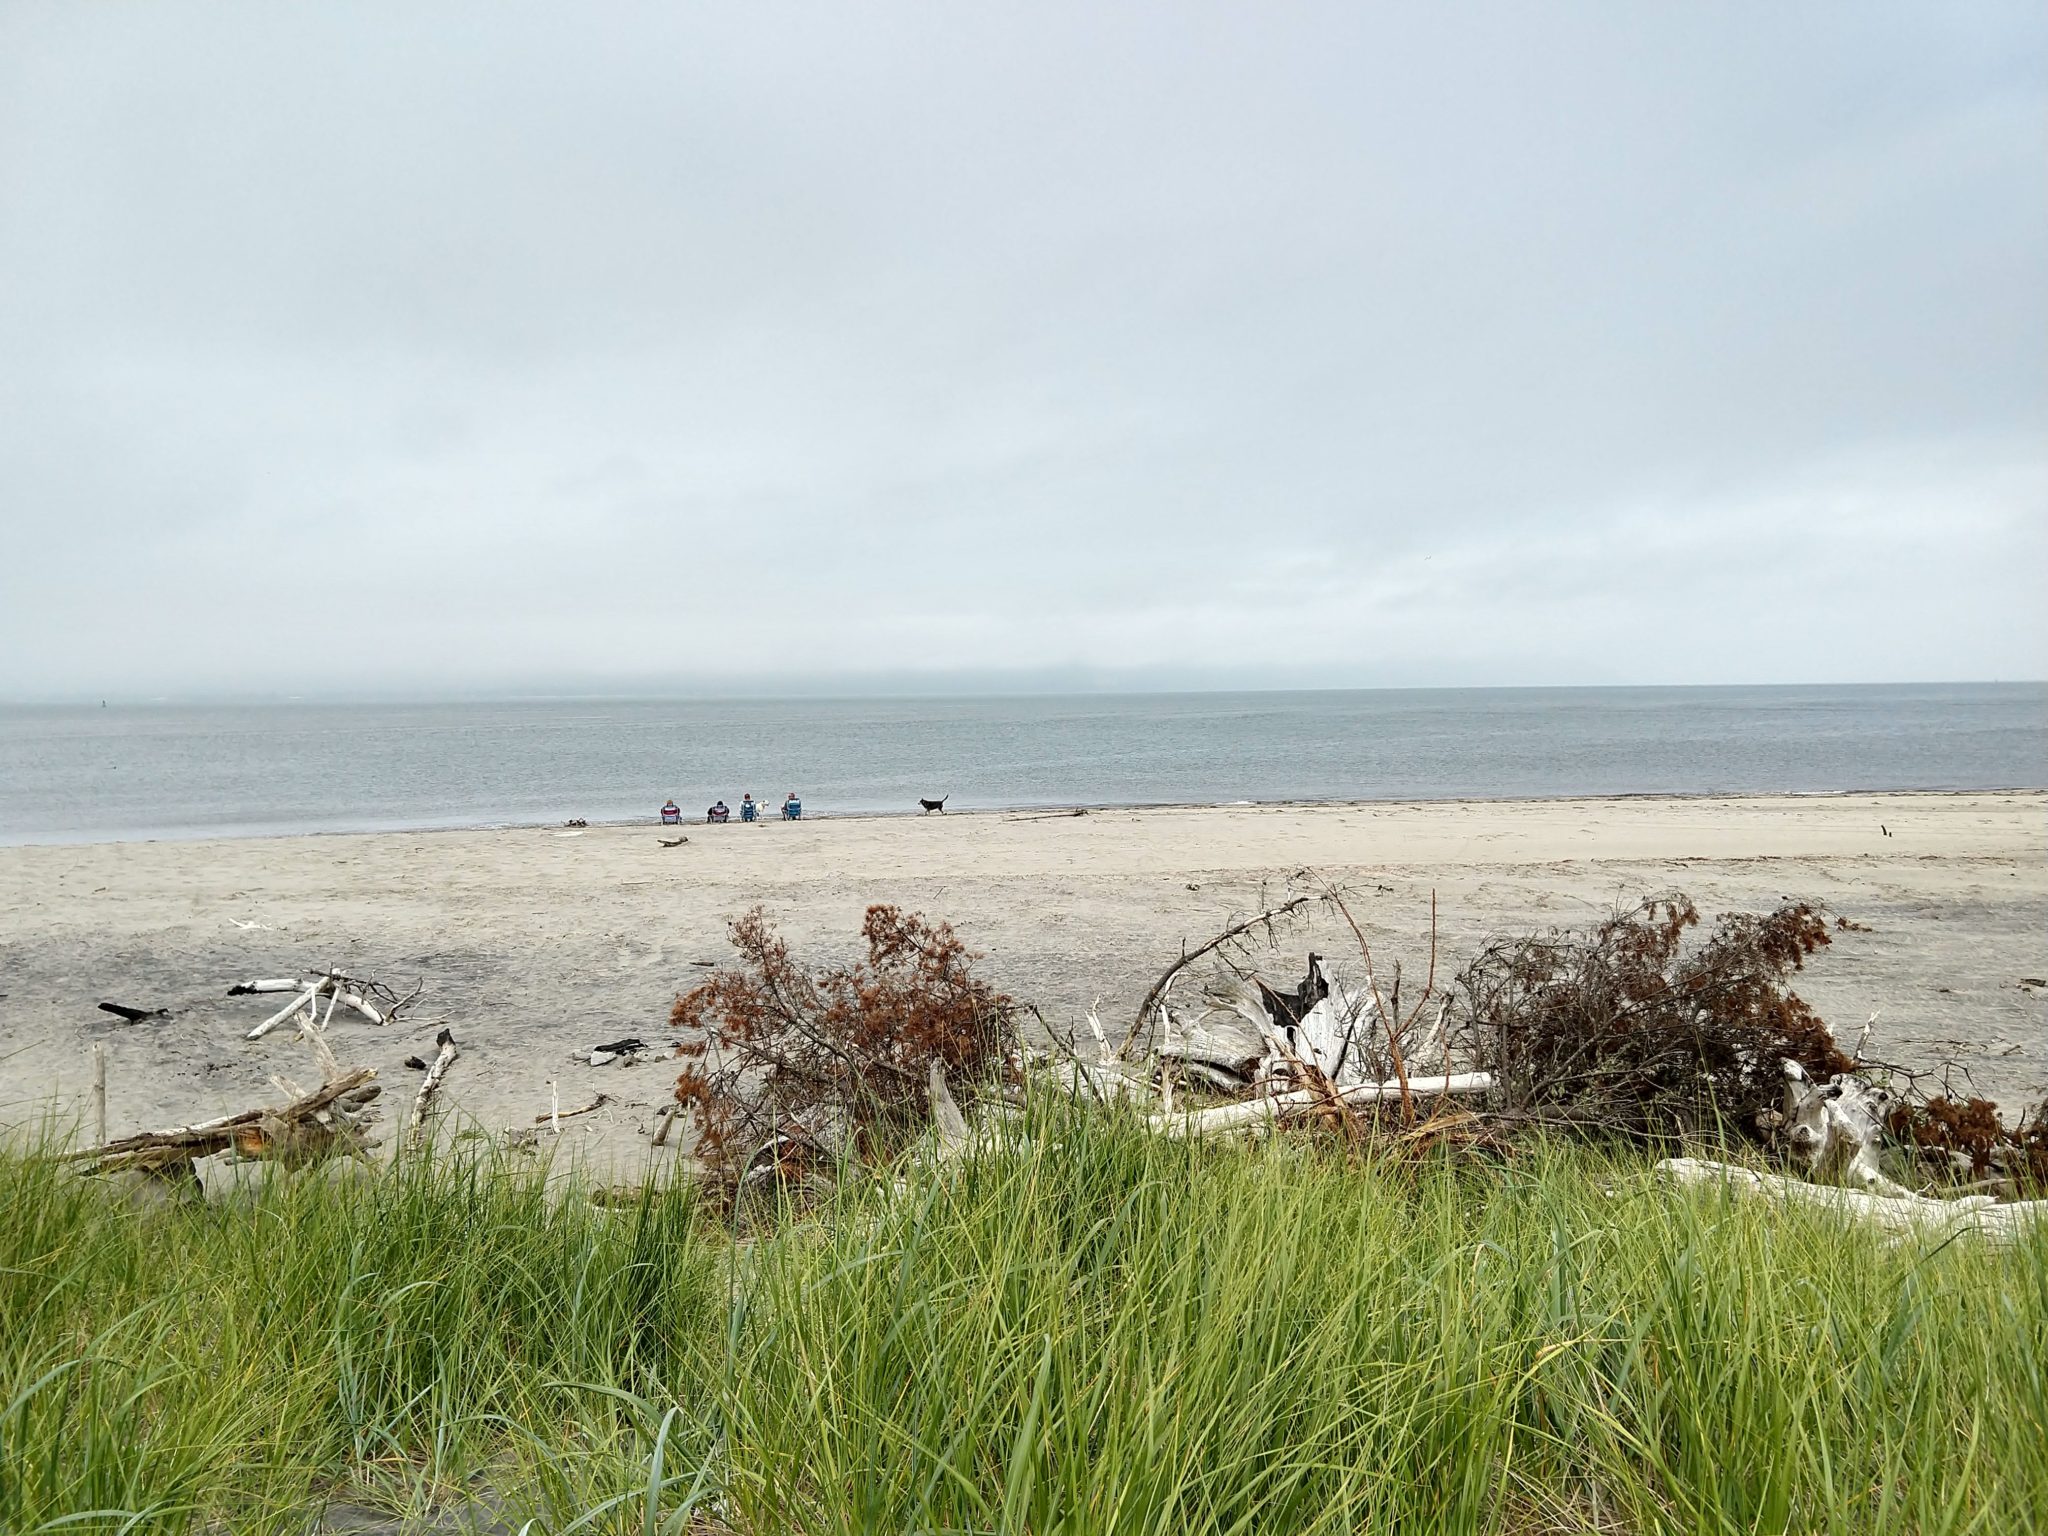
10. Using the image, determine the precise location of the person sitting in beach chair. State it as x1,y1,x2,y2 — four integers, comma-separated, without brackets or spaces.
740,793,758,822
707,800,730,823
782,792,802,820
660,800,681,824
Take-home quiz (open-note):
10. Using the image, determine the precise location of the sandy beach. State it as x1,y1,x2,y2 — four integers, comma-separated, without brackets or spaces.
2,790,2042,1178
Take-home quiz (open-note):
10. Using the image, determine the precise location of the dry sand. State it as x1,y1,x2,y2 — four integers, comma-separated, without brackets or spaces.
2,791,2043,1179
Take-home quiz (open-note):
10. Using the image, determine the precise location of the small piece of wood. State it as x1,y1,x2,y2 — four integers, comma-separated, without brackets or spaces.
535,1092,614,1126
408,1029,459,1147
928,1061,969,1152
228,978,308,996
91,1042,107,1143
98,1001,170,1024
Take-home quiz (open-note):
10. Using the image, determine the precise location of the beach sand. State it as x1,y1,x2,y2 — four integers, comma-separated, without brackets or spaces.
2,791,2042,1179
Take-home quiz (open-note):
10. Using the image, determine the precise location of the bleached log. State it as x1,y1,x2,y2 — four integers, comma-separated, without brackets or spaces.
228,978,310,996
1035,1057,1150,1103
407,1029,459,1146
1148,1071,1494,1138
247,986,320,1040
1656,1158,2048,1245
330,988,389,1026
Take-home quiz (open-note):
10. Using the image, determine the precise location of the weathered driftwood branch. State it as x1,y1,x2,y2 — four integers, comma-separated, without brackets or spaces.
1656,1157,2048,1245
1147,1071,1494,1138
91,1042,107,1144
249,986,320,1040
408,1029,459,1146
235,971,416,1038
1123,896,1313,1059
65,1067,379,1174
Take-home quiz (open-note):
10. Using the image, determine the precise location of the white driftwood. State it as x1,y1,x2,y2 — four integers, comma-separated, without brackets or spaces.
1656,1158,2048,1245
248,986,320,1040
1780,1059,1909,1196
298,1013,344,1083
408,1030,459,1146
1148,1071,1494,1138
928,1061,970,1152
1037,1057,1150,1103
331,988,388,1026
234,973,402,1030
1157,980,1268,1071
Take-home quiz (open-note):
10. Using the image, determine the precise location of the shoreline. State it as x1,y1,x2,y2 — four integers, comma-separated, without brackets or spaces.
3,790,2043,1174
5,782,2043,852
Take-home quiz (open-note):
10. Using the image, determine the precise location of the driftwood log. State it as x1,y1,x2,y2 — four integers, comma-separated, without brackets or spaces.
64,1068,380,1175
1657,1157,2048,1245
408,1029,459,1146
1148,1071,1494,1138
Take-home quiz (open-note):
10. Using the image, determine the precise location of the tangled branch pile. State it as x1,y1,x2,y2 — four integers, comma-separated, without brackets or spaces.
1449,894,1852,1142
672,904,1018,1196
1889,1093,2048,1193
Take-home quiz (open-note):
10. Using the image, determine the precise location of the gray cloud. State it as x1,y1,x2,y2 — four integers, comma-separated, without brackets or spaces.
2,1,2042,698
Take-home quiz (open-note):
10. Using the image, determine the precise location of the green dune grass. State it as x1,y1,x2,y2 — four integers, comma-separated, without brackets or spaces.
3,1105,2043,1534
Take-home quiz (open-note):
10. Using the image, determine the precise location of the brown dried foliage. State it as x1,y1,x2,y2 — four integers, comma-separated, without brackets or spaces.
1452,894,1851,1144
671,904,1017,1194
1889,1096,2048,1193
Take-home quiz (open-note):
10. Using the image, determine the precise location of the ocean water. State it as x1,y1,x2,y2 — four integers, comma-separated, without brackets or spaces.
0,683,2041,845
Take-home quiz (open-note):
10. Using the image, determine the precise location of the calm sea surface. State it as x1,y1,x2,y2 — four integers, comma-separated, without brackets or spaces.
0,684,2041,845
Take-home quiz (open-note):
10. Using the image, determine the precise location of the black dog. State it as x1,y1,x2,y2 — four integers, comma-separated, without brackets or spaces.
918,797,948,813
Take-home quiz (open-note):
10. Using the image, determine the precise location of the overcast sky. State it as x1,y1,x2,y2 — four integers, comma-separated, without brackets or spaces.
1,3,2042,699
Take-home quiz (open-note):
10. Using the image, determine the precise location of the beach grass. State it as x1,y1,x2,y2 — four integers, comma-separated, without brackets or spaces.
2,1106,2044,1534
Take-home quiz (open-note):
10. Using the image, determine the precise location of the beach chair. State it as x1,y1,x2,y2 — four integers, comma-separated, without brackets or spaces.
783,798,802,820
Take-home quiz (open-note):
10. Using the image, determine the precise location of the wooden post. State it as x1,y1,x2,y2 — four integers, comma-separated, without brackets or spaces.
92,1043,107,1144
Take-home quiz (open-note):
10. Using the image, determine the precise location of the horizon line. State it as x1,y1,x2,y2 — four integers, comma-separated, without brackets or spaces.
4,677,2044,709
